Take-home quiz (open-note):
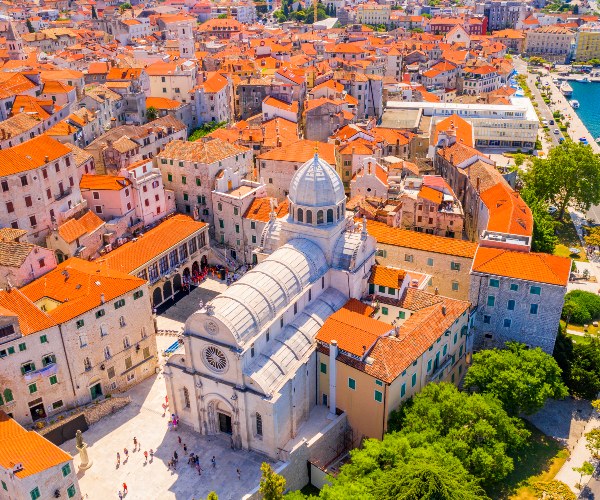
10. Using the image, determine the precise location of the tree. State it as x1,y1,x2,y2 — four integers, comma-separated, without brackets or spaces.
573,461,594,489
562,290,600,325
586,428,600,457
532,480,576,500
464,342,568,415
218,13,228,18
391,383,529,484
319,436,489,500
119,2,132,11
259,462,286,500
146,106,159,121
520,188,557,253
585,226,600,247
523,140,600,220
207,493,219,500
26,19,35,33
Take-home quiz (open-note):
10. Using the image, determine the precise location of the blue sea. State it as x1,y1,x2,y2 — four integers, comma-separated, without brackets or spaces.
570,80,600,139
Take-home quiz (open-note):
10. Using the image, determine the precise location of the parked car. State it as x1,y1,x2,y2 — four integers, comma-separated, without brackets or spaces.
554,129,560,134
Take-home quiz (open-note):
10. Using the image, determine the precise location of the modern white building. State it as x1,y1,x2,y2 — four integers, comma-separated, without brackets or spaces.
163,153,377,459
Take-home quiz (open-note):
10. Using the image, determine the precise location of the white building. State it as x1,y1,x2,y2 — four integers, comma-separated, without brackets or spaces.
163,153,377,459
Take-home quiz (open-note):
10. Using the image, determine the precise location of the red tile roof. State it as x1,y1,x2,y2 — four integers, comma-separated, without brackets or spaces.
0,135,71,176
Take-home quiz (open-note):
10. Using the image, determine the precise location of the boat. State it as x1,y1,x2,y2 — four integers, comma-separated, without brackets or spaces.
560,81,573,96
582,76,590,83
571,100,580,108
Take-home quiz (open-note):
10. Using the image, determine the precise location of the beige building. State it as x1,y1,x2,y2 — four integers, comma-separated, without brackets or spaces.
0,135,86,244
47,210,106,262
366,219,478,300
0,411,81,500
575,22,600,62
525,26,574,61
316,282,470,442
146,60,198,105
157,138,252,226
101,214,210,307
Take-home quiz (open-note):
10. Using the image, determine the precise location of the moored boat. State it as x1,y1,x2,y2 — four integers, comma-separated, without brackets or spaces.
560,82,573,96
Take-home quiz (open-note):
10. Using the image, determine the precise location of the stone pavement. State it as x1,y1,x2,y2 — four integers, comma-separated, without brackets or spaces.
63,333,275,499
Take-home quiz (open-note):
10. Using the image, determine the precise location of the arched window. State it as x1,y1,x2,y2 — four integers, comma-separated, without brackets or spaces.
306,210,313,224
123,336,131,349
256,412,263,436
183,387,190,408
119,316,126,328
3,388,13,403
104,346,111,360
327,209,334,223
317,210,324,224
297,208,303,222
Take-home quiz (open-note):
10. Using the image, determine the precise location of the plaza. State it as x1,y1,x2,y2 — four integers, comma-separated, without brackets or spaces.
60,279,278,500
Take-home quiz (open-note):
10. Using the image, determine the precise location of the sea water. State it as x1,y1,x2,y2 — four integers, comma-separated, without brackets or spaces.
570,80,600,139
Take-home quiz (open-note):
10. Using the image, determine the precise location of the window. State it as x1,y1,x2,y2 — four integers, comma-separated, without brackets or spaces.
530,303,539,315
76,319,84,329
134,290,143,300
30,487,41,500
489,278,500,288
401,383,406,397
507,299,515,311
3,388,13,403
108,367,115,379
79,334,88,347
42,354,55,367
1,180,7,192
1,480,6,490
530,286,541,295
40,335,47,344
96,309,105,318
404,254,413,263
143,347,150,358
503,318,512,328
104,346,111,360
5,201,13,213
348,378,356,390
256,413,263,436
320,362,327,374
62,464,71,477
251,221,256,230
84,357,92,371
374,390,383,403
452,281,459,291
20,175,28,186
28,383,37,394
427,257,434,266
510,283,519,291
67,485,76,498
183,387,190,408
125,356,132,369
412,373,417,387
114,299,125,309
483,315,491,324
19,342,26,352
25,195,32,207
167,173,173,182
29,215,37,228
123,336,130,349
376,379,383,386
451,262,461,271
487,295,495,307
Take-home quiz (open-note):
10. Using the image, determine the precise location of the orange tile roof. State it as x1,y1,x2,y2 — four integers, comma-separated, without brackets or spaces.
433,114,473,148
100,215,206,273
369,265,406,289
472,247,570,286
263,96,298,113
0,411,72,478
316,305,393,357
243,198,289,222
480,183,532,237
257,139,336,165
419,185,443,205
342,297,375,316
158,138,249,163
366,219,477,258
57,211,104,244
146,96,182,110
0,288,56,335
21,258,145,324
80,174,131,191
0,135,71,176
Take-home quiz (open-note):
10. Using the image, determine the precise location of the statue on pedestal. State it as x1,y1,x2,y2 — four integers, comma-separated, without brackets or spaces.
75,430,93,470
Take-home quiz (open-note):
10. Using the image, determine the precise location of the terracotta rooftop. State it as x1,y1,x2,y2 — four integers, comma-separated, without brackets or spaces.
243,197,289,222
158,138,249,164
80,174,131,191
0,411,71,478
472,246,570,286
57,211,104,244
257,139,336,165
366,219,477,258
369,265,406,289
0,135,71,176
480,182,532,237
0,288,56,335
100,215,206,274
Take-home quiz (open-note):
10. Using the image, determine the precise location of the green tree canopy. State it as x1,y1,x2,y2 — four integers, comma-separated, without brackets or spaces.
555,332,600,399
26,19,35,33
562,290,600,325
319,436,489,500
464,342,567,415
260,463,286,500
520,187,557,253
523,140,600,220
391,382,529,483
146,106,158,121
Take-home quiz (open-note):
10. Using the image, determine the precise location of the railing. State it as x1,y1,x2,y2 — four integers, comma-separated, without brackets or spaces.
54,187,72,201
428,355,454,382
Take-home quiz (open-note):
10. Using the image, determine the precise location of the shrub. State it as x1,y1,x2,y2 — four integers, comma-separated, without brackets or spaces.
563,290,600,324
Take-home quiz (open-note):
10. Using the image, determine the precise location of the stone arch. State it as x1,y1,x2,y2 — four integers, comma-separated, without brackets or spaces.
173,273,182,292
306,210,313,224
317,210,324,224
163,280,173,299
205,394,237,437
327,208,334,223
192,261,200,275
201,255,208,269
152,287,163,306
297,207,303,223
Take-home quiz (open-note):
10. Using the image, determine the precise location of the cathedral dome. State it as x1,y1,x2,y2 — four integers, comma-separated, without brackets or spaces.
289,153,345,208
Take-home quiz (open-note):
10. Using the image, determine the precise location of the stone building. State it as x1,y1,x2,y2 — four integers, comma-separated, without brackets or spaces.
163,153,377,459
469,247,570,354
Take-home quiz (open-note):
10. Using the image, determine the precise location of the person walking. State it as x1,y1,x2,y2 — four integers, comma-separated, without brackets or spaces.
178,436,182,445
174,450,178,461
237,468,241,480
133,437,137,451
211,456,216,468
118,492,122,500
122,483,127,495
196,463,203,475
116,452,120,467
144,450,148,463
183,443,187,454
123,448,128,461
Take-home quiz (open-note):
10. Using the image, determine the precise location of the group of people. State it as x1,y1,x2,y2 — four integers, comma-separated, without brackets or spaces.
116,437,153,468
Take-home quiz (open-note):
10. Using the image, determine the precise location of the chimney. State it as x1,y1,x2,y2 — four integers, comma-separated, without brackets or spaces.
434,287,439,295
442,305,446,315
328,340,338,418
100,293,105,304
476,177,480,192
45,155,49,163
